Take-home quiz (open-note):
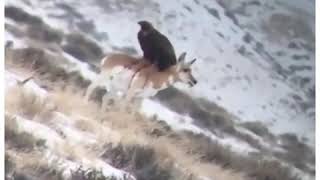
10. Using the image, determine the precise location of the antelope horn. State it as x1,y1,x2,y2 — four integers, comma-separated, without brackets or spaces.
188,58,197,65
178,52,187,62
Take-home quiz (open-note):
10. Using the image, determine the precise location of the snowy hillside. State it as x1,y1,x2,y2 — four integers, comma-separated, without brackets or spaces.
4,0,315,179
5,0,315,144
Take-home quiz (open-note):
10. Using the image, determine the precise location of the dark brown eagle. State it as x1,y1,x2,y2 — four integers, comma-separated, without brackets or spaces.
137,21,177,71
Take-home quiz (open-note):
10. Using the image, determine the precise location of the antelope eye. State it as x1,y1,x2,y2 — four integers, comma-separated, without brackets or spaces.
183,69,189,72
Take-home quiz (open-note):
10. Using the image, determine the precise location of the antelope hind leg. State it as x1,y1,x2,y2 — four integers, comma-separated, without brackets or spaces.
85,73,112,101
85,81,97,101
101,93,112,112
122,87,142,113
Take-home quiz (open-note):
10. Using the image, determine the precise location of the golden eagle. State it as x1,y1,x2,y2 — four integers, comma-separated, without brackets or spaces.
137,21,177,71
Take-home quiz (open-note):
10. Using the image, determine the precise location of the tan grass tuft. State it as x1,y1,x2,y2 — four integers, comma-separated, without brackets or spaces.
5,84,53,120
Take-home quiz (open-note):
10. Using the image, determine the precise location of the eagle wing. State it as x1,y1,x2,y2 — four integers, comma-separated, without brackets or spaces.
138,30,154,63
138,28,177,70
148,30,177,65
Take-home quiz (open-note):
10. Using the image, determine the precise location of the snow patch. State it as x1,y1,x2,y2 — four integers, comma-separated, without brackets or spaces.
61,52,98,81
5,71,48,99
11,114,64,149
140,99,259,154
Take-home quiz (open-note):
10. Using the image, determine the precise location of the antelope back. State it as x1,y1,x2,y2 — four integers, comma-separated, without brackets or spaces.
98,53,151,95
101,54,141,70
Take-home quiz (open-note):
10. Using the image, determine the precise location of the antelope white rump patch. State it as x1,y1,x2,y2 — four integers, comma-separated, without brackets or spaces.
137,82,159,98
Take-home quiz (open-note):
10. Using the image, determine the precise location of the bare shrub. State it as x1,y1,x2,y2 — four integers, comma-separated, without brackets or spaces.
156,87,235,133
5,153,15,178
5,151,63,180
102,143,179,180
70,167,120,180
5,115,45,150
230,130,263,151
26,24,63,44
6,47,92,91
241,121,275,140
275,133,315,174
5,83,52,120
5,6,63,44
182,132,300,180
63,33,103,62
5,6,43,25
248,160,300,180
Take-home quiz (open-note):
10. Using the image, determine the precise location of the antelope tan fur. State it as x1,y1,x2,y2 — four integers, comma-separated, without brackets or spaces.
85,52,197,107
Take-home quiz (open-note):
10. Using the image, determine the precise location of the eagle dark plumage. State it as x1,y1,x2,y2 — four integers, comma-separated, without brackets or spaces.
137,21,177,71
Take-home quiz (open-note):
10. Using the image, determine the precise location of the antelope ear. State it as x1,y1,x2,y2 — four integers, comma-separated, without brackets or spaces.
188,58,197,66
178,52,187,63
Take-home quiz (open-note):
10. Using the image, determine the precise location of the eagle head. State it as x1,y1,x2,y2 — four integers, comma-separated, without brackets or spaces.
138,21,154,31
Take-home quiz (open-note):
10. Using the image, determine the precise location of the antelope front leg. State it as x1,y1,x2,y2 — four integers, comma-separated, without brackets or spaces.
85,74,102,101
121,88,136,112
101,93,109,111
85,73,111,101
125,89,135,103
85,81,96,101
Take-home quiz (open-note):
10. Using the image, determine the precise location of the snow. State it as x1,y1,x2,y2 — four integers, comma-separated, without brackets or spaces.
290,164,315,180
5,70,134,179
5,19,28,48
9,112,133,179
11,114,64,149
6,0,72,34
12,113,133,179
5,30,27,49
5,0,315,146
5,71,48,99
4,0,315,179
51,112,98,145
235,126,286,153
61,52,98,81
140,98,259,154
45,150,133,180
8,112,133,179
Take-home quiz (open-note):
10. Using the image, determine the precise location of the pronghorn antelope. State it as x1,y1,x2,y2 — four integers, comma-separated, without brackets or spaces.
85,52,197,108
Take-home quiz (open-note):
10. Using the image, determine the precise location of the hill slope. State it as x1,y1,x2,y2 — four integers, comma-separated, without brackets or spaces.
4,0,315,179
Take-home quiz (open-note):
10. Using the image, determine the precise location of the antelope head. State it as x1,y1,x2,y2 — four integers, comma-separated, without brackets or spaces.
175,52,198,87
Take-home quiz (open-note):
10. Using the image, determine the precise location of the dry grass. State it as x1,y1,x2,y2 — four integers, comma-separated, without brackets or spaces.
156,88,236,134
5,114,43,150
74,116,100,133
5,83,54,121
180,132,300,180
50,88,97,116
275,133,315,174
4,71,300,180
6,149,63,180
70,167,121,180
103,140,244,180
8,80,298,180
5,49,302,179
241,121,275,139
5,114,61,179
6,148,123,180
47,88,246,180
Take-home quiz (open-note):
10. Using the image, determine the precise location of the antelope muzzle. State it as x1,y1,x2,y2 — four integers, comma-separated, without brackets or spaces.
188,76,198,87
